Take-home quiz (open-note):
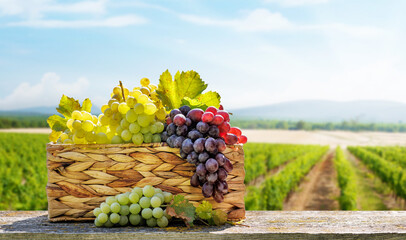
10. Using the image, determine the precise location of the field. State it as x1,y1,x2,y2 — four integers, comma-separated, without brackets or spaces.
1,130,406,211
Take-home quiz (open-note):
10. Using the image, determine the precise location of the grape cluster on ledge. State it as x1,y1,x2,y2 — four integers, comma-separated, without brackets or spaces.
161,105,247,203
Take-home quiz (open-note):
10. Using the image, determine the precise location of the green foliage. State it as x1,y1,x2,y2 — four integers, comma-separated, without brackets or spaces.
166,195,196,227
334,147,357,210
0,115,48,129
0,133,48,210
364,146,406,169
195,200,212,220
245,146,328,210
348,146,406,200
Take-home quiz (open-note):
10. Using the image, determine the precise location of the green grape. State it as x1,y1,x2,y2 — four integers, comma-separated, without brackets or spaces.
150,124,158,134
119,205,130,216
154,188,163,194
118,102,130,114
101,104,109,113
163,192,173,203
73,135,85,144
100,115,110,126
111,102,119,112
137,114,150,127
104,108,113,117
155,122,165,133
132,187,143,198
124,192,131,197
93,207,102,217
152,207,164,219
143,185,155,198
120,118,130,129
146,217,157,227
141,208,153,219
110,202,121,213
129,193,140,203
82,111,93,121
121,130,132,142
82,120,95,132
110,213,120,224
108,98,116,106
92,115,98,124
139,197,151,208
111,135,123,144
155,108,166,121
75,128,86,138
144,103,157,115
133,103,144,115
85,131,96,142
119,215,129,226
150,196,162,208
130,203,141,214
112,112,122,122
129,122,141,134
96,132,109,144
117,194,130,205
94,218,103,227
113,86,121,95
71,110,82,120
104,219,114,228
129,214,141,226
157,216,169,228
60,133,69,141
140,126,150,134
152,134,161,143
140,78,150,87
163,210,172,220
106,196,117,205
63,139,73,144
100,203,110,214
72,120,82,130
154,193,164,203
116,126,123,135
131,89,142,98
126,96,136,108
67,118,74,129
126,109,137,123
137,94,149,104
132,133,144,145
143,133,152,143
97,212,108,224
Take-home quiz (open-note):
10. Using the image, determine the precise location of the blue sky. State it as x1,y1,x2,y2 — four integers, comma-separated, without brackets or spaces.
0,0,405,111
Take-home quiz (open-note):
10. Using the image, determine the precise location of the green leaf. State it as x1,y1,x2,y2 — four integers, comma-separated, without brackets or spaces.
176,70,207,100
181,91,221,110
49,130,62,142
47,115,67,132
166,195,196,227
195,201,212,220
56,95,81,118
81,98,92,112
212,209,227,226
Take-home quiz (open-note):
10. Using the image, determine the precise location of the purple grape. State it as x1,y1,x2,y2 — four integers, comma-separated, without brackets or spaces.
180,150,188,159
193,138,206,153
170,109,182,120
205,158,219,173
196,122,209,134
222,181,229,194
185,118,192,127
187,151,198,165
196,163,207,177
216,181,226,193
206,172,218,184
216,139,226,152
181,139,194,154
167,123,176,136
176,125,188,136
166,135,177,147
208,125,220,138
190,173,199,187
188,130,203,141
212,189,224,203
198,175,206,186
223,158,233,173
186,109,204,122
204,137,217,153
173,114,186,127
218,167,228,181
179,105,191,116
161,131,169,142
173,136,185,148
198,152,210,163
202,182,214,198
215,153,226,166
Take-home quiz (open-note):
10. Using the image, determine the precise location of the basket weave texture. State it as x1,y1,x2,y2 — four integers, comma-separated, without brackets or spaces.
46,143,245,222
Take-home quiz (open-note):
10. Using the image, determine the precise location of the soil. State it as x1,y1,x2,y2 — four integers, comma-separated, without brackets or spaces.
283,150,340,210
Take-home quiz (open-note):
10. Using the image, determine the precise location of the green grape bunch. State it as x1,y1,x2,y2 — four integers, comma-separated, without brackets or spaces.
93,185,173,228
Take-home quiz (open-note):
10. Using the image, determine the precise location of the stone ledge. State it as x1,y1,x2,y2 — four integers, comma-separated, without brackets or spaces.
1,211,406,239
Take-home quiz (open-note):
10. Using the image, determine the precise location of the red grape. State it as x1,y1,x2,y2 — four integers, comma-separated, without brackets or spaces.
170,109,182,120
165,117,172,125
218,122,231,133
173,114,186,126
238,135,248,144
225,133,238,145
201,112,214,123
219,132,227,140
217,110,230,122
212,115,224,125
205,106,217,115
229,127,242,137
216,139,226,152
186,109,204,122
219,104,224,110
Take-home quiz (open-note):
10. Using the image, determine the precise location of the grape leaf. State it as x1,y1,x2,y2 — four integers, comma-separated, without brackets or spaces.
195,201,212,220
49,130,62,142
181,91,221,110
56,95,81,118
166,195,196,227
47,115,67,131
212,209,227,226
81,98,92,112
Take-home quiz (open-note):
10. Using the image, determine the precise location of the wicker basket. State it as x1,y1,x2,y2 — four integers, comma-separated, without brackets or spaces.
46,143,245,222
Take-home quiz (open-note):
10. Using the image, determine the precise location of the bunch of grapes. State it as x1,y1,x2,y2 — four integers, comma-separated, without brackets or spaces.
161,105,247,203
93,185,173,228
96,79,167,145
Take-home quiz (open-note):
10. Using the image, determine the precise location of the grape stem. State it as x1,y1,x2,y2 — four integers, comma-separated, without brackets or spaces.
119,81,126,101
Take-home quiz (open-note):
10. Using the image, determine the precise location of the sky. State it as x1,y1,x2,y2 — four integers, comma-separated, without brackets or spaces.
0,0,405,111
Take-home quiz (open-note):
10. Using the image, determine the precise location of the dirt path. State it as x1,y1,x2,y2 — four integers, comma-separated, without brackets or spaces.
0,128,50,134
345,149,406,210
283,150,340,210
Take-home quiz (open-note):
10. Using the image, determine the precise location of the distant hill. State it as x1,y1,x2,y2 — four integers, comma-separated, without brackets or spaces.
231,100,406,123
0,106,102,116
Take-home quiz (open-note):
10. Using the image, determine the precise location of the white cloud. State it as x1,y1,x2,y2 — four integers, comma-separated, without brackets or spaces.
8,15,146,28
0,73,90,110
264,0,329,7
180,8,385,37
